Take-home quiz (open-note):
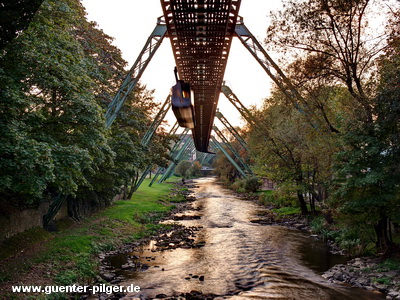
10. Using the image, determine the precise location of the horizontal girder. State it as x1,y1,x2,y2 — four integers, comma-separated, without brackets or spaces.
160,0,241,152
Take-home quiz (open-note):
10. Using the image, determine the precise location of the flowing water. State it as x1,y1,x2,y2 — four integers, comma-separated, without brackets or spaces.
110,177,384,299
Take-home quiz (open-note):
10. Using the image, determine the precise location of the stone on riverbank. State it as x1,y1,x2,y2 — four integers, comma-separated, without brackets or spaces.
323,257,400,299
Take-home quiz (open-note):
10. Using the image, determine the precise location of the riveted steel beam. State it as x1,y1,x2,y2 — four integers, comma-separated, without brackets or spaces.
211,136,247,178
213,125,253,175
216,109,248,151
106,18,167,128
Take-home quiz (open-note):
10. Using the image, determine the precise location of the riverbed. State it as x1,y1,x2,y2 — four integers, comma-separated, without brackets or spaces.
107,177,384,299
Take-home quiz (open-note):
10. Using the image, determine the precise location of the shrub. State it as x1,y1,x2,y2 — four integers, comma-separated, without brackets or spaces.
244,177,262,193
231,179,246,193
258,190,297,208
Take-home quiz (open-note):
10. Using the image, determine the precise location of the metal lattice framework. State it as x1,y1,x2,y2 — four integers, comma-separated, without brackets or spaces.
160,0,241,152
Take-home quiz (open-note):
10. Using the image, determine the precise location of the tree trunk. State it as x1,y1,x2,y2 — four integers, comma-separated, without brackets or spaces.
127,173,139,200
296,177,308,215
122,180,128,200
374,214,393,253
297,191,308,215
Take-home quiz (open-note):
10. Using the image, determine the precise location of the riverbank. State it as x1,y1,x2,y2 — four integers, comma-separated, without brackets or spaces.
249,198,400,299
0,177,192,299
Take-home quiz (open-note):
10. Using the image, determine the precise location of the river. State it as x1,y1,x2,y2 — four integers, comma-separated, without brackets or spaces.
109,177,384,299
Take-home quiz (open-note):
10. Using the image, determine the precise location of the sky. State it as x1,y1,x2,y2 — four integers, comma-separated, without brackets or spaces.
81,0,283,130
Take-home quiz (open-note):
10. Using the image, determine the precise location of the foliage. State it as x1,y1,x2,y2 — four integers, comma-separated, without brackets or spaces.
258,189,298,208
231,176,262,193
0,0,113,206
175,160,193,178
0,0,172,214
272,206,301,216
190,160,203,177
0,0,44,49
248,0,400,253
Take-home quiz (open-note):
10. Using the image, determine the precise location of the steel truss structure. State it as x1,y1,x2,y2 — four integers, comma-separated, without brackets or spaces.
213,125,253,176
160,0,242,152
210,136,246,178
216,110,248,152
44,1,312,228
105,18,167,128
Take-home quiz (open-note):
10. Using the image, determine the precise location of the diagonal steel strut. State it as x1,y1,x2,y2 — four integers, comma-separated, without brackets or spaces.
216,109,248,152
211,136,247,178
106,17,167,128
213,125,253,175
234,17,312,118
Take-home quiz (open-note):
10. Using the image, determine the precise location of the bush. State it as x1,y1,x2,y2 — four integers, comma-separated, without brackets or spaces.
244,177,262,193
258,190,297,208
231,177,262,193
231,179,245,193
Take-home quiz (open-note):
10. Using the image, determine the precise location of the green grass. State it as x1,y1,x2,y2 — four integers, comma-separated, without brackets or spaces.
0,177,184,296
272,206,301,216
377,258,400,272
0,227,52,261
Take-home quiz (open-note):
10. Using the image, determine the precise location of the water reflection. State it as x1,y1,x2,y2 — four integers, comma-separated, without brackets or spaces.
112,177,383,299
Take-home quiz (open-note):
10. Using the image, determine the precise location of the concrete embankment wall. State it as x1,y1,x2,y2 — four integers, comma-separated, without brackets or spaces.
0,202,68,242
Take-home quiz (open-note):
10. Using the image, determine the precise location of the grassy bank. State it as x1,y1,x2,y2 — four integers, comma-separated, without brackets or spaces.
0,177,184,299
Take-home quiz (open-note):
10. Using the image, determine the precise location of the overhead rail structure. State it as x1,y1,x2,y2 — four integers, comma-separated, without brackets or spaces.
46,0,316,228
105,0,310,153
215,109,248,152
160,0,242,152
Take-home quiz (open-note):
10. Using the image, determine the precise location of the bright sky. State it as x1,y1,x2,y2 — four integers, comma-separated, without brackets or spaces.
81,0,283,130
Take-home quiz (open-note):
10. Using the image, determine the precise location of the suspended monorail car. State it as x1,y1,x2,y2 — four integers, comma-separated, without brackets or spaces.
171,68,195,129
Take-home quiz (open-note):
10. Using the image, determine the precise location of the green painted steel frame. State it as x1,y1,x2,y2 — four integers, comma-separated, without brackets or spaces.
215,109,248,151
221,84,256,125
210,136,246,178
105,18,167,128
234,18,312,118
158,137,194,183
141,94,172,147
134,119,180,191
149,128,190,186
213,125,253,175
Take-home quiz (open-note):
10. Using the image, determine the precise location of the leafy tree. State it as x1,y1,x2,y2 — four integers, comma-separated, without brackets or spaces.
0,0,113,206
175,160,192,178
0,0,44,49
266,0,395,124
332,12,400,252
0,0,172,216
254,0,399,252
190,161,202,177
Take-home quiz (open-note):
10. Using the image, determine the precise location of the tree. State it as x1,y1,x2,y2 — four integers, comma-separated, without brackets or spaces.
0,0,44,49
175,160,192,178
266,0,395,124
333,11,400,252
0,0,113,206
0,0,172,215
259,0,399,251
190,161,202,177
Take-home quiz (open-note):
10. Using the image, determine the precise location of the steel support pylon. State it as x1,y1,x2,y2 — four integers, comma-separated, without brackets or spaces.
141,94,172,147
234,18,311,116
213,125,253,175
211,136,247,178
158,137,194,183
106,17,167,128
149,128,190,186
215,109,248,152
